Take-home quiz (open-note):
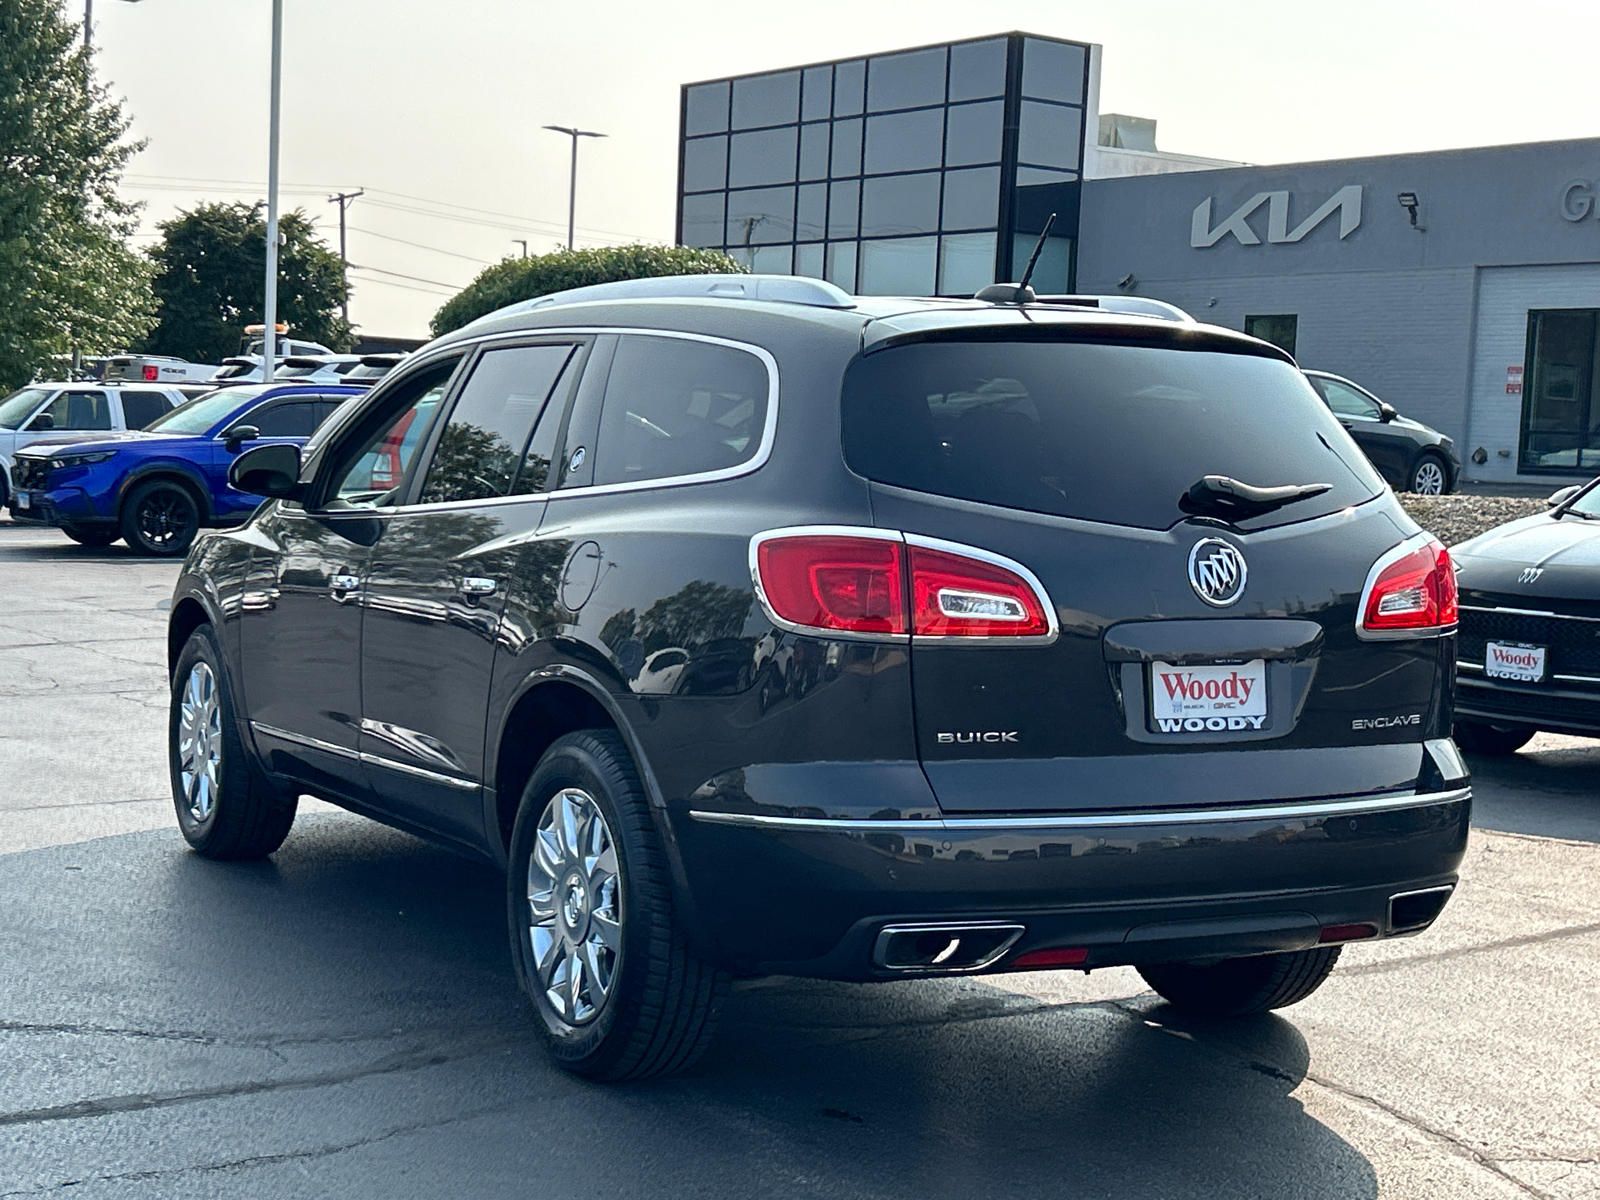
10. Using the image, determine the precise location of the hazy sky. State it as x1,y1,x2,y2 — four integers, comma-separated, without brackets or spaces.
87,0,1600,340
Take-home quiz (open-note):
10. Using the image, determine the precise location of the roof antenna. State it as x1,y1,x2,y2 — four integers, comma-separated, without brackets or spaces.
974,212,1056,306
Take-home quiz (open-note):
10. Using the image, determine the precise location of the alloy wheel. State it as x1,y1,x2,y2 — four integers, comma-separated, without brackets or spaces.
177,661,223,823
139,492,194,548
1412,460,1446,495
527,787,622,1025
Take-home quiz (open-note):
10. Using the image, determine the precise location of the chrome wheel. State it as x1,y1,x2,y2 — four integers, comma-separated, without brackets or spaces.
1412,458,1446,495
177,661,222,823
527,788,621,1025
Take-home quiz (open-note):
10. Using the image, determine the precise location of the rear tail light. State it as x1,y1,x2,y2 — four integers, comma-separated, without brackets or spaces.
142,365,158,381
1357,535,1457,637
752,529,1054,641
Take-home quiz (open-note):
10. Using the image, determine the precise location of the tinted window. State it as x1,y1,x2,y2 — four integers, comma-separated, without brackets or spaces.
420,344,576,504
941,167,1000,230
684,81,729,135
858,237,937,295
1017,101,1082,170
863,109,944,174
680,192,725,248
842,341,1382,530
34,390,111,431
801,65,832,120
726,187,794,244
326,363,458,507
796,182,827,242
833,60,865,116
830,118,862,177
728,127,796,188
861,172,940,237
731,71,799,129
827,180,860,239
798,122,829,180
949,38,1007,102
120,390,171,429
944,101,1004,167
1021,38,1086,103
253,400,321,438
682,135,727,192
867,47,946,111
939,232,997,295
593,337,769,487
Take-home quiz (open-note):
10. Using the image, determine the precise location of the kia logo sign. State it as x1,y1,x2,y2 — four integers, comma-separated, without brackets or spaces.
1191,186,1362,248
1188,539,1248,607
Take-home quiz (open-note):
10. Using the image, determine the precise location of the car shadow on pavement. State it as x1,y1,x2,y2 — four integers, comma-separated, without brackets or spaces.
1,814,1379,1199
1466,737,1600,844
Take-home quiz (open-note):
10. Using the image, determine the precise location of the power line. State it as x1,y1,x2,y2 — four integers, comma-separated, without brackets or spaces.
347,226,496,265
349,263,463,290
350,276,456,298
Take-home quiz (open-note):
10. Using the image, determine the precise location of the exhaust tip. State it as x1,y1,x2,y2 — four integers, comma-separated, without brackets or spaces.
1389,885,1454,933
873,922,1024,972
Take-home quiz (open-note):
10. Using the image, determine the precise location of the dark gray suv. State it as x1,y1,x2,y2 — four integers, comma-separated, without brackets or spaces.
165,275,1469,1080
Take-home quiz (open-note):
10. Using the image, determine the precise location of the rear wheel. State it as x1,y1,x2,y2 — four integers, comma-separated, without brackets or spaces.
169,625,296,859
1408,452,1450,495
61,525,118,547
1138,946,1342,1017
507,730,728,1081
1454,719,1535,756
121,479,200,556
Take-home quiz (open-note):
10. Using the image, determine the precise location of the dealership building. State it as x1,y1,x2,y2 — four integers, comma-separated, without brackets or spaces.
677,35,1600,484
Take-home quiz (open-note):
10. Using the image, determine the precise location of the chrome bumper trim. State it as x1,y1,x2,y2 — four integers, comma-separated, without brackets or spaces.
688,787,1471,834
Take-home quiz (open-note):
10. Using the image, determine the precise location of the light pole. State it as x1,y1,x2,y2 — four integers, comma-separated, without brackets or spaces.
84,0,142,53
262,0,283,377
542,125,605,252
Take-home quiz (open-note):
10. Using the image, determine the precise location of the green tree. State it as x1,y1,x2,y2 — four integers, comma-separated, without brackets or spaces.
142,202,351,361
431,243,743,337
0,0,155,388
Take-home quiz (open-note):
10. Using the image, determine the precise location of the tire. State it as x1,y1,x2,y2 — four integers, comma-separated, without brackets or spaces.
61,525,119,547
169,624,296,860
507,730,729,1081
1454,718,1535,756
1138,946,1342,1017
121,479,201,557
1408,452,1450,496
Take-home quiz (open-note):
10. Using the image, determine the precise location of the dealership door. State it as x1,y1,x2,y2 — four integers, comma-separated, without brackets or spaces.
1522,309,1600,472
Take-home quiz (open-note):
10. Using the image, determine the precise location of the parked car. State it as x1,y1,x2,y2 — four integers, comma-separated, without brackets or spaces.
103,354,220,385
273,355,363,384
7,383,359,553
1302,370,1461,494
341,353,409,385
0,382,195,509
165,275,1468,1081
1451,476,1600,753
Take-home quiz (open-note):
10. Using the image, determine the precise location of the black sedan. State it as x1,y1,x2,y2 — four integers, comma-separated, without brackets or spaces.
1453,478,1600,753
1304,370,1460,495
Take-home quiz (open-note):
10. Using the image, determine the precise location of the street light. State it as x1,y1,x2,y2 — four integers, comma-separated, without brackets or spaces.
262,0,283,375
83,0,142,52
542,125,606,252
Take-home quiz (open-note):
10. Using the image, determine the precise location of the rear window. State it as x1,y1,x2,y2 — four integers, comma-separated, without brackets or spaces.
841,340,1383,530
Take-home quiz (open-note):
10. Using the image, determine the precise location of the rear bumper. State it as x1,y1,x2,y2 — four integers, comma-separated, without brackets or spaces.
1456,674,1600,736
673,786,1471,978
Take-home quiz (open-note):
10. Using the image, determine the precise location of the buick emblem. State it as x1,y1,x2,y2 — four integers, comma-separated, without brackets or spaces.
1188,539,1247,607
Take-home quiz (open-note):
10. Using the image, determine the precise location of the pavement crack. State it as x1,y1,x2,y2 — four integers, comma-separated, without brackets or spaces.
1340,920,1600,976
0,1020,220,1046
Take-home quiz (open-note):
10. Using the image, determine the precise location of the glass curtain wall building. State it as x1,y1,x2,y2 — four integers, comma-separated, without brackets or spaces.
677,33,1091,296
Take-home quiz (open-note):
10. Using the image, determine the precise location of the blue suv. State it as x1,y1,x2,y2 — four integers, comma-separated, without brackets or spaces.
7,383,360,555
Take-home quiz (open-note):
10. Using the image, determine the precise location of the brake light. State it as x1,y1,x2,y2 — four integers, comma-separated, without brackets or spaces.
1359,536,1457,635
909,544,1051,637
752,529,1054,640
754,534,906,635
142,365,158,381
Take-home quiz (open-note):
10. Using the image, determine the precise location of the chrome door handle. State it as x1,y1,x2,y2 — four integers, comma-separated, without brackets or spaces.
330,574,360,602
461,577,497,597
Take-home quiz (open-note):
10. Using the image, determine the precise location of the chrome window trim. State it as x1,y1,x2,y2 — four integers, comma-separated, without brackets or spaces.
1460,603,1600,625
689,786,1470,833
1356,530,1456,641
746,525,1060,645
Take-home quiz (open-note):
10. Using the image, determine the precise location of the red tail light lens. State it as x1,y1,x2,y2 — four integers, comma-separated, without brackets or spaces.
1359,537,1457,635
755,534,906,635
142,365,158,381
909,544,1051,637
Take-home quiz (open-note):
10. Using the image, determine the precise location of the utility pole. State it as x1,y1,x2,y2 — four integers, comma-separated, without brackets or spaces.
513,240,528,257
262,0,283,378
84,1,142,55
327,189,364,326
542,125,606,251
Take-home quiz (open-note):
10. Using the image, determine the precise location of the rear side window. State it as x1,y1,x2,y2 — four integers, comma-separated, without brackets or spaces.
418,343,577,504
842,340,1383,531
119,390,171,429
592,336,770,487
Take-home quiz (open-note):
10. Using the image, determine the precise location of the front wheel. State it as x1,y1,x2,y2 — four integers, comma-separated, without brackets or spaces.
1454,719,1535,756
122,479,200,556
169,625,296,859
507,730,728,1081
1408,452,1451,495
1138,946,1342,1017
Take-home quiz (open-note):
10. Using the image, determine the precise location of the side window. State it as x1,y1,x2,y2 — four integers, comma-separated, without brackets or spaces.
591,336,770,487
1321,379,1381,419
417,343,576,505
33,390,112,431
253,401,322,438
119,390,171,429
324,360,460,507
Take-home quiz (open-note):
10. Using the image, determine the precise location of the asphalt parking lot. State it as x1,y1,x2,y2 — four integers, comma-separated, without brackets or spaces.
2,522,1598,1199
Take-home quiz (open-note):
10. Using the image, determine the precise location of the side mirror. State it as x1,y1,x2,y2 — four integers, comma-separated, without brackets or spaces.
222,423,260,453
229,442,303,500
27,412,54,431
1377,402,1398,423
1548,484,1582,508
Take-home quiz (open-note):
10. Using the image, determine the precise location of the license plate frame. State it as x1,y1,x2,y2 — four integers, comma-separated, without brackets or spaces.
1485,641,1547,683
1148,658,1269,734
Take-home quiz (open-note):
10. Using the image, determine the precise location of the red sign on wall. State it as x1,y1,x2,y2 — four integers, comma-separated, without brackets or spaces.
1507,365,1524,395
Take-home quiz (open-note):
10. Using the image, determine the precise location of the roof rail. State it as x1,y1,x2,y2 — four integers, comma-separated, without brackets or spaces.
486,273,856,322
1031,294,1195,323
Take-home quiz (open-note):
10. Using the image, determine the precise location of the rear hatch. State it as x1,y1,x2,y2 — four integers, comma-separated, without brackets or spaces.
841,324,1451,814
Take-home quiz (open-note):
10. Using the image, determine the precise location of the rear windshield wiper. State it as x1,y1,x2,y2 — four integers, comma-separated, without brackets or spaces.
1180,475,1333,522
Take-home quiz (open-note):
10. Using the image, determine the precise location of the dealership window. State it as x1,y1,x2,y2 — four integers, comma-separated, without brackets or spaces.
1521,309,1600,472
1244,314,1298,358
